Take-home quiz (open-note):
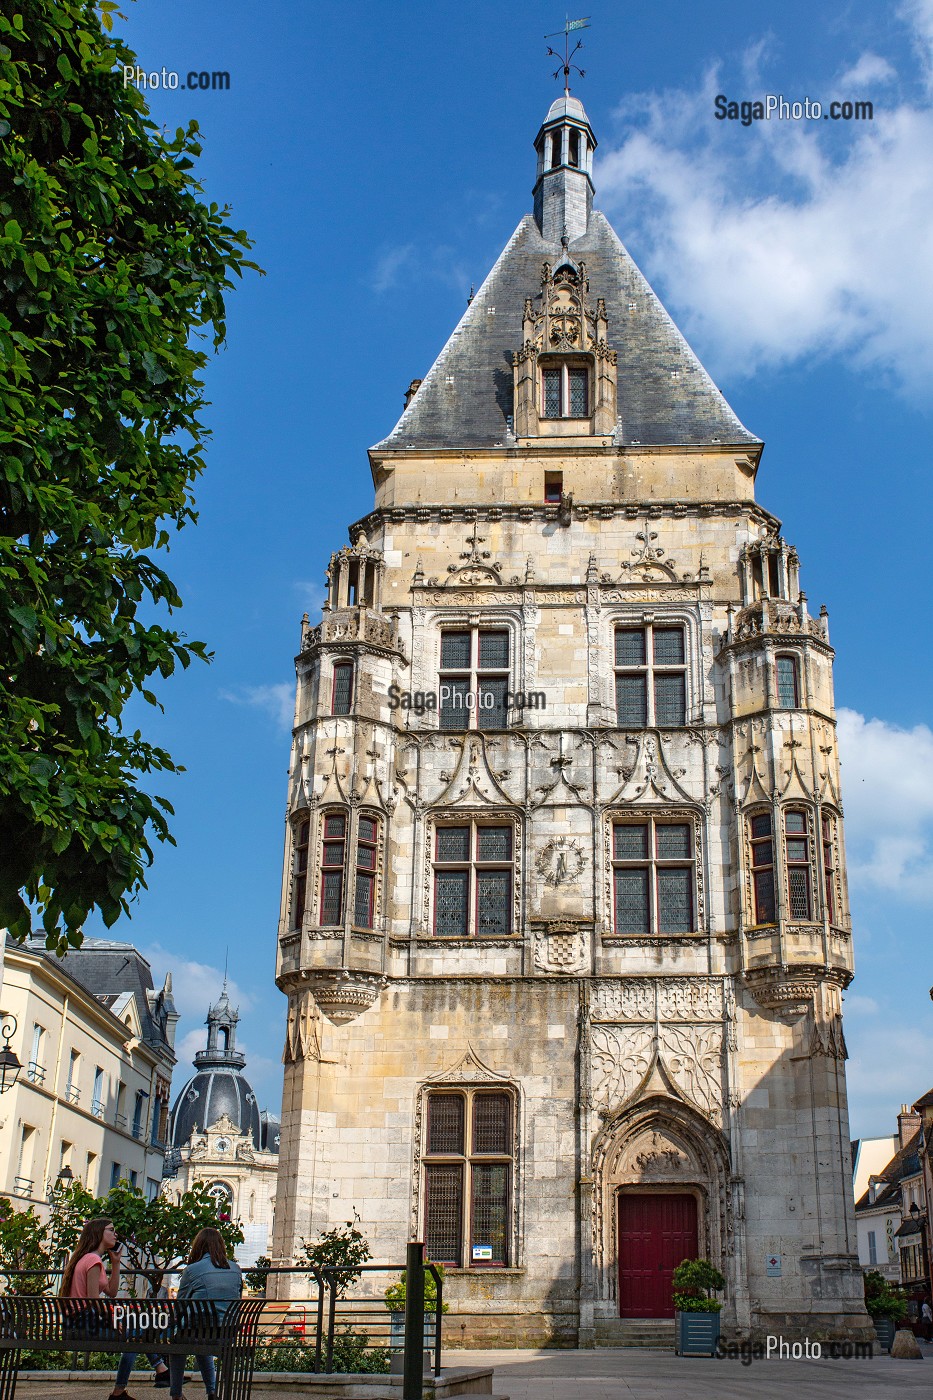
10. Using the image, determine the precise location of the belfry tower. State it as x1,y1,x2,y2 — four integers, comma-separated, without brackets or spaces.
272,90,870,1345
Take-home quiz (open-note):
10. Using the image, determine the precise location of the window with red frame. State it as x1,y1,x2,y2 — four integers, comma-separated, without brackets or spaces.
423,1089,512,1267
785,810,812,920
291,816,310,929
433,824,512,938
749,812,776,923
319,811,379,929
822,813,836,924
331,662,354,716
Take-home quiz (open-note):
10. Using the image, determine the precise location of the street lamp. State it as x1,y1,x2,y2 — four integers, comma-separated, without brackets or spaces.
0,1015,22,1094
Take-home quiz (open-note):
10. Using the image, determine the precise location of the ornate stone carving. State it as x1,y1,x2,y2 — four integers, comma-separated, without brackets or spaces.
304,970,387,1025
590,1026,654,1111
659,1025,724,1126
533,922,589,975
283,989,323,1062
535,836,587,887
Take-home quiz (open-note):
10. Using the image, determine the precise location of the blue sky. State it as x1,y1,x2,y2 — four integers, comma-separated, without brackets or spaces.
98,0,933,1138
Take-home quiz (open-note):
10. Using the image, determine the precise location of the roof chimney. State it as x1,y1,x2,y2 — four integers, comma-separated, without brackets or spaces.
898,1104,920,1148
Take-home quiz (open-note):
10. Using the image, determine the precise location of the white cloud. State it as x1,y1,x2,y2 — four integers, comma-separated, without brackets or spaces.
293,578,327,618
837,52,897,87
845,1022,933,1132
837,707,933,901
595,11,933,396
220,682,294,730
371,243,415,293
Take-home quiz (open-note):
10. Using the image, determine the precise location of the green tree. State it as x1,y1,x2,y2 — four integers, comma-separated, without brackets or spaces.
102,1180,244,1295
299,1221,371,1299
0,1197,50,1293
0,0,258,947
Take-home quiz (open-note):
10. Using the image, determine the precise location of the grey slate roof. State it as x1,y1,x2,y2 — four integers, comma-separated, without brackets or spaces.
27,935,174,1055
170,1066,262,1150
372,212,760,453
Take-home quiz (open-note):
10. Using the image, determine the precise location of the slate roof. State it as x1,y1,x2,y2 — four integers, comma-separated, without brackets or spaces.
27,935,175,1056
372,211,760,453
170,1066,262,1150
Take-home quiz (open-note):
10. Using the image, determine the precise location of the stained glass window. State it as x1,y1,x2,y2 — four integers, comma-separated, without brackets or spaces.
653,628,685,666
614,824,648,861
321,814,346,925
439,677,471,731
785,811,812,919
320,870,343,926
750,811,775,923
788,866,811,920
822,814,836,924
292,818,310,929
656,824,690,860
440,628,510,731
478,676,508,730
354,871,374,928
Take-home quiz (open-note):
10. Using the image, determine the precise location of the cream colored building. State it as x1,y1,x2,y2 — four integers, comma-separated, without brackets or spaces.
163,988,279,1267
271,92,871,1345
0,937,177,1211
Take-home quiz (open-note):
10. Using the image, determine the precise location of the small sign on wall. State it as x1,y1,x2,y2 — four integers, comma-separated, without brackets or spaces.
472,1245,493,1261
766,1255,782,1277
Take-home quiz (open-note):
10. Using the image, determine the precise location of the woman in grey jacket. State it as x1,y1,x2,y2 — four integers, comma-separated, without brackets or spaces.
168,1228,242,1400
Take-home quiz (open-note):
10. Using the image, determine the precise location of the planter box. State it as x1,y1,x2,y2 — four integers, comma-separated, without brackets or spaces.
675,1309,721,1357
872,1317,896,1353
388,1310,438,1352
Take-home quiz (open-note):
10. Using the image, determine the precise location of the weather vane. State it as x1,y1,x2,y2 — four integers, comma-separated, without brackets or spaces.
545,15,590,95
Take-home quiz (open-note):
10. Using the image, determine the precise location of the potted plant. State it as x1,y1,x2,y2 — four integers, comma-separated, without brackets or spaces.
672,1257,725,1357
863,1269,907,1352
384,1262,447,1355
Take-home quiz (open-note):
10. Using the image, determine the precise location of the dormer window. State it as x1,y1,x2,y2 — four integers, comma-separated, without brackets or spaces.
542,363,589,418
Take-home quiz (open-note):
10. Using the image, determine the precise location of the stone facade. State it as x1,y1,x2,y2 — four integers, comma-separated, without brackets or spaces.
271,94,871,1345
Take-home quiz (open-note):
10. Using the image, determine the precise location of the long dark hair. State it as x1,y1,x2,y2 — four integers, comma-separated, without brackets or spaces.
188,1227,230,1269
60,1218,112,1297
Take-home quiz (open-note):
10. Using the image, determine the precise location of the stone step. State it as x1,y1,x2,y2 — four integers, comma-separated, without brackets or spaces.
594,1319,676,1349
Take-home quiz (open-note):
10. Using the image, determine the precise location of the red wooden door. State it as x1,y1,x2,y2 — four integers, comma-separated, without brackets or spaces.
617,1193,698,1318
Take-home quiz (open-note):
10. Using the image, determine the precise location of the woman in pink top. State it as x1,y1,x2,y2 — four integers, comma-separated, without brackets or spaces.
60,1218,169,1398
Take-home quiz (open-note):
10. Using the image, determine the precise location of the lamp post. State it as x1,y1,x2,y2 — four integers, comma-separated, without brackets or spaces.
0,1015,22,1094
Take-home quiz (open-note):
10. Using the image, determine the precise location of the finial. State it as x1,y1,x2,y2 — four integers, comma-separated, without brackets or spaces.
545,15,589,95
467,285,475,306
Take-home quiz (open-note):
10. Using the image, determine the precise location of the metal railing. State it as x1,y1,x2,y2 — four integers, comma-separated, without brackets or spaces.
64,1085,80,1104
26,1062,46,1085
0,1245,442,1397
114,1112,127,1129
11,1176,34,1196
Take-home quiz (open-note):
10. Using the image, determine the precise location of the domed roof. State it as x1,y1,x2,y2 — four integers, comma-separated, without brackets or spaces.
170,1066,261,1149
544,94,591,127
169,983,262,1149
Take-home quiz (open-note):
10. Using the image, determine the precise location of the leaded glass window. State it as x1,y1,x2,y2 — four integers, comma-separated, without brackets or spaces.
540,363,591,418
611,817,696,936
822,813,836,924
614,624,687,728
749,811,776,923
433,822,514,938
424,1089,514,1268
318,810,380,929
785,810,812,920
776,654,799,708
331,662,354,716
292,817,310,929
543,367,561,418
439,628,511,731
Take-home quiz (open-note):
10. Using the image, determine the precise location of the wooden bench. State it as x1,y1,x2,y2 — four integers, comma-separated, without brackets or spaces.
0,1296,265,1400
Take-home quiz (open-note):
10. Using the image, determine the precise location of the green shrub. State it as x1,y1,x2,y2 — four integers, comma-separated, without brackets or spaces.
863,1269,908,1321
672,1257,725,1313
384,1262,448,1313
